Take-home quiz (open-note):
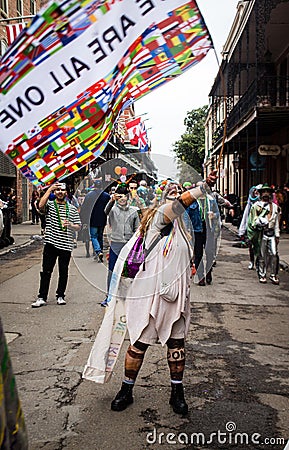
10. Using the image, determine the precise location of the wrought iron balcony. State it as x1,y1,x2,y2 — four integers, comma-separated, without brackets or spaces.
227,75,289,132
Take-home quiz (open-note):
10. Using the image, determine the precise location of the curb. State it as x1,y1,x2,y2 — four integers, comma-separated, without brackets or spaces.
222,222,238,236
0,238,37,257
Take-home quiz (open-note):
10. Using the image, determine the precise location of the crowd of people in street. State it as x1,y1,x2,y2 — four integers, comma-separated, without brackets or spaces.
0,171,287,450
24,172,287,417
29,174,288,305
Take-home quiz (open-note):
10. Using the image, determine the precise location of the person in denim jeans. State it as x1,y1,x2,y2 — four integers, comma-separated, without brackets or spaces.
102,184,140,306
80,180,110,262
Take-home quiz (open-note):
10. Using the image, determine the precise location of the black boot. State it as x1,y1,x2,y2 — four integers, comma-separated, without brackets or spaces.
206,270,212,285
111,382,134,411
169,383,188,415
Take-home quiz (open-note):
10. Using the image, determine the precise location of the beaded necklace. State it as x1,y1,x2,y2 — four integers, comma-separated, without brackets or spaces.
54,199,69,231
197,197,208,221
163,220,175,256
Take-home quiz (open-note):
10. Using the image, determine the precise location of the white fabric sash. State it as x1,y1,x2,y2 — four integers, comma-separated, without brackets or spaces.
82,234,137,383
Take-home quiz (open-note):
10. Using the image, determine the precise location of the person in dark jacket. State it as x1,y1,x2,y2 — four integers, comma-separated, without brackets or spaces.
30,190,40,225
80,180,110,261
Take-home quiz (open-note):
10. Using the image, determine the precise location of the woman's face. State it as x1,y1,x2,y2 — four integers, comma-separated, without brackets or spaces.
166,184,183,201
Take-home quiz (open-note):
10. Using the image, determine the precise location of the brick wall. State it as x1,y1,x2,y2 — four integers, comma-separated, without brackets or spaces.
0,1,40,222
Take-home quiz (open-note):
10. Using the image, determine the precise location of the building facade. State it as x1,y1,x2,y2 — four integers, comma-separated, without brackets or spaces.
0,0,39,222
204,0,289,210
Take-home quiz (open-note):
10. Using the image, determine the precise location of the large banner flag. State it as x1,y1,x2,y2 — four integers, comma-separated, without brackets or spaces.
0,0,213,185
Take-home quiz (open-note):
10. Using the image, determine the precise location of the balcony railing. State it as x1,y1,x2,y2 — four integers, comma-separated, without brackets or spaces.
227,75,289,131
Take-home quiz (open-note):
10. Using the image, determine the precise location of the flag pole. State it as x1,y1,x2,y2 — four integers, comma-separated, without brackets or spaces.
0,15,34,22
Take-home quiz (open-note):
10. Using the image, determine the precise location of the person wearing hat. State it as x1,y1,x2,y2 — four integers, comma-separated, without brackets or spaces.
137,180,152,207
32,182,81,307
247,184,280,284
182,181,194,190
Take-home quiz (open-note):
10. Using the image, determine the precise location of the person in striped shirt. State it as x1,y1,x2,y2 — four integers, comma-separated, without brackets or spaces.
31,182,81,308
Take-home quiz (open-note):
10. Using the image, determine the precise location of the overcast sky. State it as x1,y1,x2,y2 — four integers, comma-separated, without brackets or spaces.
135,0,239,164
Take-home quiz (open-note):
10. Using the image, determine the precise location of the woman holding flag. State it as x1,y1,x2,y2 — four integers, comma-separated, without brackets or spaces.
83,171,217,415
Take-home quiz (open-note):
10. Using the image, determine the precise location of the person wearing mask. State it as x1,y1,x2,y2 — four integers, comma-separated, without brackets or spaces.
83,172,218,414
238,185,261,269
137,180,151,207
247,184,280,284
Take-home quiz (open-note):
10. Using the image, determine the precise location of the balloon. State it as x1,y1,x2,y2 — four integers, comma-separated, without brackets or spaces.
120,175,127,182
120,167,127,175
114,166,121,175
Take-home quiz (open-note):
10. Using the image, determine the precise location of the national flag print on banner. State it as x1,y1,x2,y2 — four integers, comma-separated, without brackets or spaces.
126,117,148,152
0,0,213,186
138,121,149,153
126,118,141,146
5,23,26,46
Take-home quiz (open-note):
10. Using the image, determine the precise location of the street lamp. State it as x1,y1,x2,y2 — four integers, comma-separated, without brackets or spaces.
232,151,240,171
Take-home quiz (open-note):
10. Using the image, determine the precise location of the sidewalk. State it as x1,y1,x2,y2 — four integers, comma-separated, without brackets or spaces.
1,220,289,270
0,221,42,256
223,221,289,270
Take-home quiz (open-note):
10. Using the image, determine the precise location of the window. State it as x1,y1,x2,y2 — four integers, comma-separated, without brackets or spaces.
30,0,36,14
16,0,23,16
0,39,8,56
0,0,8,17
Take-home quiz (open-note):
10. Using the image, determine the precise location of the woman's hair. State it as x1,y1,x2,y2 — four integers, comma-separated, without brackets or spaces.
139,182,182,236
32,190,39,199
139,207,158,236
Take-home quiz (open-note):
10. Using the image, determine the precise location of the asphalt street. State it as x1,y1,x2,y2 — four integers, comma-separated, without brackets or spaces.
0,227,288,450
